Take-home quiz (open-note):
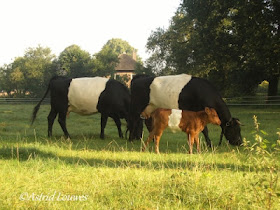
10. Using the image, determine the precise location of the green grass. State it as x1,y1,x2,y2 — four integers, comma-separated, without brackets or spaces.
0,104,279,209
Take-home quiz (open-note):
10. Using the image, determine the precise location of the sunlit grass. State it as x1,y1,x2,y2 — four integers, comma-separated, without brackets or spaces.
0,104,279,209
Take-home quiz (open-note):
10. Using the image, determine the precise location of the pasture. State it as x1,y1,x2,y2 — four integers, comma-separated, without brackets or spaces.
0,104,279,209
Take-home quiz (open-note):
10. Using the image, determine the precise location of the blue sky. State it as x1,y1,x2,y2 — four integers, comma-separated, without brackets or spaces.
0,0,181,66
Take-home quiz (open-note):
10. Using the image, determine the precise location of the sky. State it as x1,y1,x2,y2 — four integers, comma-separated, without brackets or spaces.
0,0,181,66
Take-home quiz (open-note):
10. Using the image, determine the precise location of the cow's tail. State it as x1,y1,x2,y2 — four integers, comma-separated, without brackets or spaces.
30,81,51,125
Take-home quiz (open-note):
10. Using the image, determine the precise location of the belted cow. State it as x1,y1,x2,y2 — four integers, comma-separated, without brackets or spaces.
128,74,242,146
31,76,130,139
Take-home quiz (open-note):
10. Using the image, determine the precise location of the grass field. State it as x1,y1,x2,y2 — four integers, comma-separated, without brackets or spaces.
0,104,279,209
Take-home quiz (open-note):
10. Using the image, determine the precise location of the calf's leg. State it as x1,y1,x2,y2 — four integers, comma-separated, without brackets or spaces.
195,134,200,153
187,133,195,154
143,126,165,154
142,129,155,152
154,133,163,154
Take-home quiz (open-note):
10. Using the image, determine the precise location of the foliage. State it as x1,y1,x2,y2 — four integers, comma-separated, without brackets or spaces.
0,39,142,97
134,62,155,76
242,115,280,209
0,46,55,97
94,38,139,77
57,45,95,78
146,0,280,97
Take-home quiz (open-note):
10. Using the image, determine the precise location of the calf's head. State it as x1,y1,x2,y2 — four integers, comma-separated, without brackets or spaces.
205,107,221,125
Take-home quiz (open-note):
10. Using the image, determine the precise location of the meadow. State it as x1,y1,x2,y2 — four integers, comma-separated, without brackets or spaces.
0,104,279,209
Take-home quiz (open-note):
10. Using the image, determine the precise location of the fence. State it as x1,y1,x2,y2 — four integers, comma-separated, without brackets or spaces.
224,96,280,106
0,98,50,104
0,96,279,106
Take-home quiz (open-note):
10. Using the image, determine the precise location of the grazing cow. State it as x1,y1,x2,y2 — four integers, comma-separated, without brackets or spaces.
142,107,221,154
128,74,242,146
31,76,130,139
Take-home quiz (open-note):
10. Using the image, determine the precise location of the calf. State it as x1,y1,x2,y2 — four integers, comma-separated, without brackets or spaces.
142,107,221,154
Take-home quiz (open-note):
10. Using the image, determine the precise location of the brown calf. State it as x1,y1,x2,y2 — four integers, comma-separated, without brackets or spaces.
142,107,221,154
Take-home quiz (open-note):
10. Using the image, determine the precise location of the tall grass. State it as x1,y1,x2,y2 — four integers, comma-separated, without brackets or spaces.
0,104,279,209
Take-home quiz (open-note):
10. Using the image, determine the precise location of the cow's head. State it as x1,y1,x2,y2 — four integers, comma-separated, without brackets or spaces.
128,114,143,141
223,118,242,145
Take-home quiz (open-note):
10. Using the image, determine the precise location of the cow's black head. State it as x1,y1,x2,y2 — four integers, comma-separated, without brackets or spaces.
223,118,242,146
128,114,143,141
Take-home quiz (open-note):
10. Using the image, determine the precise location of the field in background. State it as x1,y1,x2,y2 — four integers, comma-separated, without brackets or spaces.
0,104,279,209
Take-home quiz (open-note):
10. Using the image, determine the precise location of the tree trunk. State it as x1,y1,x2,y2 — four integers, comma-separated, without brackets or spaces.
268,77,279,96
267,77,279,104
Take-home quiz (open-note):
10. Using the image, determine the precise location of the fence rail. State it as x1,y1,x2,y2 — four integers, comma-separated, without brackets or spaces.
0,98,50,104
225,96,280,106
0,96,279,106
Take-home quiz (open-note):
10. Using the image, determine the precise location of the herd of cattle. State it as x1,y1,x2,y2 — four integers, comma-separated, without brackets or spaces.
31,74,243,153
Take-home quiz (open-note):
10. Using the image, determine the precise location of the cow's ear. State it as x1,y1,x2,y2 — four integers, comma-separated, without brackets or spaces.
205,107,211,115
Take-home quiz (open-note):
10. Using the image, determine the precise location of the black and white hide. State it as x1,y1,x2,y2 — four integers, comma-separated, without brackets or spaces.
31,76,130,139
129,74,242,146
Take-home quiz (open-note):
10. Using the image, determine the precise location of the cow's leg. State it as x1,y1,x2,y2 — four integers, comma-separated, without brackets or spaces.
202,126,212,148
58,112,70,138
218,128,224,146
111,115,123,138
47,108,57,137
100,113,108,139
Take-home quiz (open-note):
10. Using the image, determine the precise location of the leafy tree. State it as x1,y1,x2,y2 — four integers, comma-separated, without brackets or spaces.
94,38,139,77
232,0,280,96
57,45,94,78
147,0,280,97
0,46,55,97
0,64,15,96
134,62,154,76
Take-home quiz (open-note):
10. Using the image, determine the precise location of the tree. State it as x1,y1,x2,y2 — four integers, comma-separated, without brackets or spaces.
94,38,139,77
147,0,280,97
0,46,55,97
232,0,280,96
57,45,94,78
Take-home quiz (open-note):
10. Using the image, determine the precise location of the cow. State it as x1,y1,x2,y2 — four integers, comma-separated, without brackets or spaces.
142,107,221,154
31,76,130,139
128,74,242,146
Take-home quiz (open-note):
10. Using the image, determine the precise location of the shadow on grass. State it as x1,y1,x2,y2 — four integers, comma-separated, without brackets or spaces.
0,145,267,173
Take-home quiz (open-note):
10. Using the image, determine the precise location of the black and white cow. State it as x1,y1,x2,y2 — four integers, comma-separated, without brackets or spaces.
31,76,130,139
128,74,242,146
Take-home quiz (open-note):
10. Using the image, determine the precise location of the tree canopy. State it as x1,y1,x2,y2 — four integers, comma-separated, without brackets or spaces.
94,38,139,77
0,39,141,97
146,0,280,97
1,1,279,97
0,46,55,97
57,45,95,78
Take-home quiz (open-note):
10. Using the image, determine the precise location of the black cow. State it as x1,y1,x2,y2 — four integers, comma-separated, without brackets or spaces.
31,76,130,139
128,74,242,146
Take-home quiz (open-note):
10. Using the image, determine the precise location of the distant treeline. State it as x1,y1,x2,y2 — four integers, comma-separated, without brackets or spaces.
1,1,279,98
